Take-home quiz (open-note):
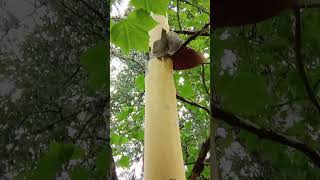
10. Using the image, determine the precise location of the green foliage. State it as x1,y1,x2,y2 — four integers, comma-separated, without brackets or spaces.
117,106,134,120
131,0,169,15
216,71,272,115
287,71,305,98
118,156,130,168
111,133,129,145
285,121,306,139
29,143,75,180
179,83,195,99
135,74,145,91
17,142,112,180
71,146,86,160
111,9,157,53
95,148,112,177
80,41,108,90
202,166,210,178
71,167,90,180
238,130,259,153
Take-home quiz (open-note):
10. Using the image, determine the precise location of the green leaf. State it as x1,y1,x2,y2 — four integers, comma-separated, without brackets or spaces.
30,143,75,180
217,72,271,115
202,166,210,178
179,83,194,99
131,0,169,15
133,130,144,141
111,9,157,53
117,106,134,121
71,146,86,160
239,130,259,153
95,148,112,177
71,166,90,180
119,136,129,145
118,156,130,168
287,71,305,98
285,122,306,138
80,41,108,90
306,167,320,179
259,140,286,164
184,121,192,130
135,74,145,91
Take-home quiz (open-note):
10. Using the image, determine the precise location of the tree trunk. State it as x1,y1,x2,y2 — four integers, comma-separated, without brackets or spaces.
143,15,186,180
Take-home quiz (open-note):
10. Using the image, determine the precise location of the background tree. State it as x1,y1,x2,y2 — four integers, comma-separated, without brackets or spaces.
0,0,112,179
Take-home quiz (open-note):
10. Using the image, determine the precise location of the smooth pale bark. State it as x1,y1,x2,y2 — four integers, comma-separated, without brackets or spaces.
144,15,186,180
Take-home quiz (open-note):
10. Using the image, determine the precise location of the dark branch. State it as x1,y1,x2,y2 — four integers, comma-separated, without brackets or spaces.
176,95,210,114
176,0,182,30
174,30,210,36
201,64,210,96
211,106,320,168
173,23,210,57
176,95,320,168
294,8,320,114
189,138,210,180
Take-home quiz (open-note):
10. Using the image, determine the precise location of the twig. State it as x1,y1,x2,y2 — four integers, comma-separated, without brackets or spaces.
77,0,106,23
189,138,210,180
174,30,209,36
176,94,210,114
201,64,210,96
173,23,210,56
176,0,182,30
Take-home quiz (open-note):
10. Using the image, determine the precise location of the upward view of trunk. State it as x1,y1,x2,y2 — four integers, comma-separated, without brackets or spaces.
143,15,186,180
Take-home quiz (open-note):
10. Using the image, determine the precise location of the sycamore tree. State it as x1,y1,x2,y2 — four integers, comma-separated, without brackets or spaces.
110,0,209,179
111,0,320,180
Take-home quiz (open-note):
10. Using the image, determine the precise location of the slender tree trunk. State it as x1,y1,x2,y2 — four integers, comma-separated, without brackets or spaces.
143,15,186,180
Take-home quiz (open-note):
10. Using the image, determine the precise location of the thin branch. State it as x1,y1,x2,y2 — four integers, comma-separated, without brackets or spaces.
173,23,210,57
313,79,320,92
176,94,210,114
77,0,106,24
174,30,210,36
212,106,320,168
201,64,210,96
294,8,320,114
61,65,81,87
59,0,104,34
269,97,307,108
189,138,210,180
180,0,209,15
176,95,320,168
176,0,182,30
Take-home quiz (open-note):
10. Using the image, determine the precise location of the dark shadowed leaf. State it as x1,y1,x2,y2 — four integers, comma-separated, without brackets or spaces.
80,41,108,90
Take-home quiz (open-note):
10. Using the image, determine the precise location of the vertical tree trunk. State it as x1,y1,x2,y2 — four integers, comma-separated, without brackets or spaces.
144,15,186,180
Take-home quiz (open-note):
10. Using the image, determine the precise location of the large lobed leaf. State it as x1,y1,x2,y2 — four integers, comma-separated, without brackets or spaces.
131,0,169,15
111,9,157,53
